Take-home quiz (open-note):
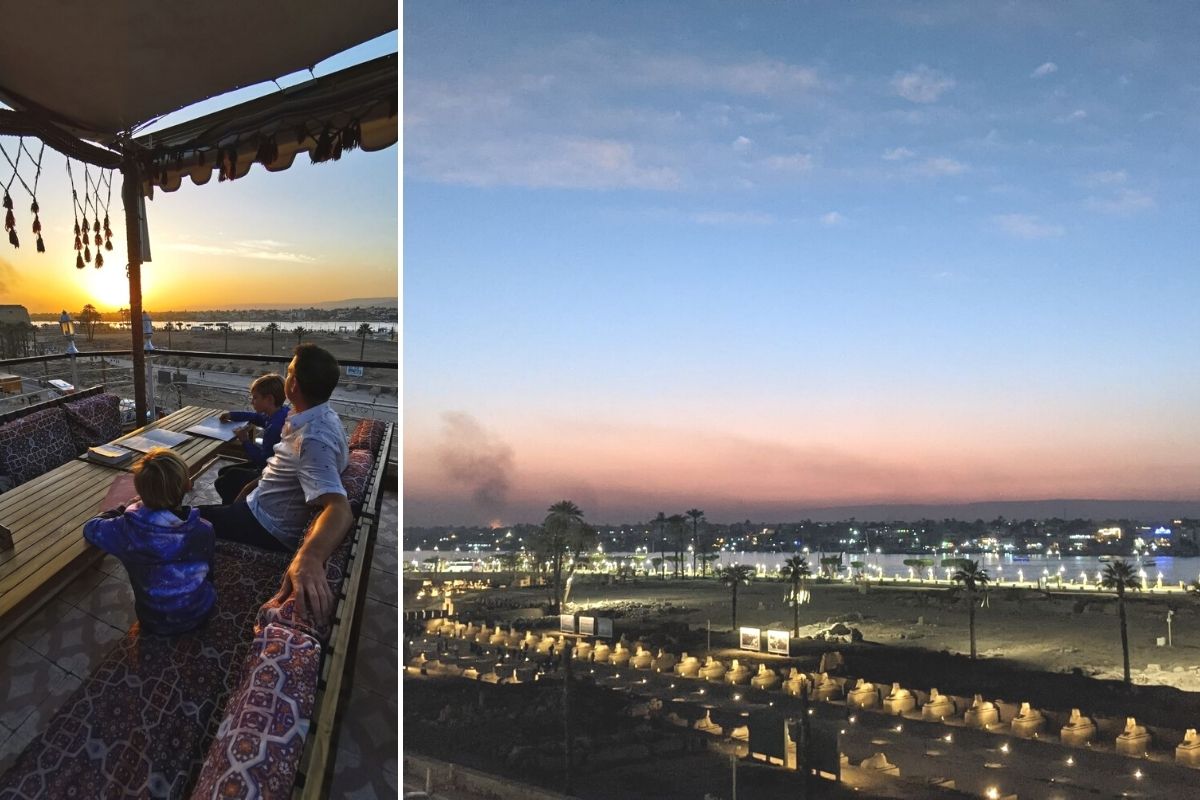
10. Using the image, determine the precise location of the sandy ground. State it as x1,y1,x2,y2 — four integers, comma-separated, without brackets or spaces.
557,576,1200,691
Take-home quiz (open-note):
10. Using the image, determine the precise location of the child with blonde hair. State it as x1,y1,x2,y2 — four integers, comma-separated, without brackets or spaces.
215,372,289,503
84,448,215,635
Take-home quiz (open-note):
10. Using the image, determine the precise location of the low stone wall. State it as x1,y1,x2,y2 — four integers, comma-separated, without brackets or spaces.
402,753,577,799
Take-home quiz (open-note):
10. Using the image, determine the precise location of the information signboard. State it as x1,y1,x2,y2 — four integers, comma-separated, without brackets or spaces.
578,616,596,636
739,626,762,651
766,629,790,656
559,614,576,633
596,617,613,639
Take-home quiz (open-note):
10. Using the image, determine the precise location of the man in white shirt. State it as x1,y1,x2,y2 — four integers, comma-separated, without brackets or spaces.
199,344,352,623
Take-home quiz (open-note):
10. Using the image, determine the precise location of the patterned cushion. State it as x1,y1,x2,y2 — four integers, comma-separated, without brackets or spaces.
187,623,321,800
0,541,292,800
347,419,386,453
341,449,374,515
0,407,77,484
62,393,123,454
255,535,355,642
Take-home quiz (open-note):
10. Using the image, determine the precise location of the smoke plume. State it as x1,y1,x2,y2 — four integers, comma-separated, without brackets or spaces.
436,412,515,514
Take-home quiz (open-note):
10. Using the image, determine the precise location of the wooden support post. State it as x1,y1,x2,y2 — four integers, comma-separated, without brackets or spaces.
120,152,147,426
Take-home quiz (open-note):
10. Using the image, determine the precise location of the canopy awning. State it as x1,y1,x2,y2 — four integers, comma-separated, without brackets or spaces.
133,53,397,194
0,1,396,142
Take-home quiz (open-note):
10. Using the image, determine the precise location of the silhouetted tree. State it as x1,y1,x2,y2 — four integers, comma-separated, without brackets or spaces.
952,560,991,659
1101,560,1142,684
686,508,705,577
718,564,755,630
782,556,811,637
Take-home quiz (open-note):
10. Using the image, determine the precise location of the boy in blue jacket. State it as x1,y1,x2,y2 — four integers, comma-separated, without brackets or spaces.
84,449,215,636
214,373,289,504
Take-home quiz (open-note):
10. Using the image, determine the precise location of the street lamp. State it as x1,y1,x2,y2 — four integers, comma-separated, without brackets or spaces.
143,312,156,419
59,310,79,388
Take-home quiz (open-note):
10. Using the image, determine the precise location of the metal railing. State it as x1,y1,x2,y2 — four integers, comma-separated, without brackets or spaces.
0,350,398,433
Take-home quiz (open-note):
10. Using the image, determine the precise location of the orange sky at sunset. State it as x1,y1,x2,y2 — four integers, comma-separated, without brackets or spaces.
0,143,396,314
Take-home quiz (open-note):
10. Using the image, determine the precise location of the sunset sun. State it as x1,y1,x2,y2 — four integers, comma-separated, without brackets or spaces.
80,263,144,309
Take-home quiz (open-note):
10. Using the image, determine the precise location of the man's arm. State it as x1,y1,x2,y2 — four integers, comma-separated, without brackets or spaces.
272,492,353,624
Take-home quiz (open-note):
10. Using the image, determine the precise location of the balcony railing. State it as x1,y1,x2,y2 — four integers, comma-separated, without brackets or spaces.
0,350,397,440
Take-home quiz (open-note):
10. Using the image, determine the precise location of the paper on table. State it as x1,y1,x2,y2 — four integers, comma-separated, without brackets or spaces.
184,417,243,441
141,428,190,447
120,430,189,453
98,472,137,513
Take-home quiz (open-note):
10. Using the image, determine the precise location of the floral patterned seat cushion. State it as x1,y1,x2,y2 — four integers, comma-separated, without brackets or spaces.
0,407,78,484
347,419,386,453
0,541,292,800
62,393,123,453
187,623,321,800
341,448,374,515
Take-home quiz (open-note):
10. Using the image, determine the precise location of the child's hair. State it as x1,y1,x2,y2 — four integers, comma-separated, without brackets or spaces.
133,449,190,510
251,373,286,406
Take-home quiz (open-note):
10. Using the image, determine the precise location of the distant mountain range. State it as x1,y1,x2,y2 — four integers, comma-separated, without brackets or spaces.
219,297,397,311
783,499,1200,523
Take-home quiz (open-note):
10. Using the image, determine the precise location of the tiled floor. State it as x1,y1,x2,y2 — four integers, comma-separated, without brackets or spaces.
0,458,399,797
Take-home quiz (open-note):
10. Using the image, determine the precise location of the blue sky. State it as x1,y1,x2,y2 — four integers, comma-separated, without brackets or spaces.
403,2,1200,526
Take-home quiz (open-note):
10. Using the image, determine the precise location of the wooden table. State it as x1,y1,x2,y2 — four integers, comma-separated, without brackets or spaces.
0,406,228,641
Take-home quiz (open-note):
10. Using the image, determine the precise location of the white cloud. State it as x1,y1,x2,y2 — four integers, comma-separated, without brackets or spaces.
1057,109,1087,123
1083,170,1127,186
732,136,753,152
819,211,846,227
412,136,680,191
693,211,775,226
882,147,915,161
916,157,968,176
1087,189,1155,215
166,241,316,263
642,55,822,96
992,213,1065,239
891,65,955,103
761,153,813,172
1031,62,1058,78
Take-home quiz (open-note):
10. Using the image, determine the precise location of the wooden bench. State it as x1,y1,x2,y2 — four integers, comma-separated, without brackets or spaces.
0,405,231,642
294,420,394,798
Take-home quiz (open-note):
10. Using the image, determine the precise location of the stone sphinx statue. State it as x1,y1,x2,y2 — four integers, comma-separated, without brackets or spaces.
631,645,653,670
610,642,631,667
750,663,780,690
1060,708,1096,746
882,682,915,715
921,688,956,721
964,695,999,729
700,656,727,682
592,641,612,663
725,659,751,685
847,679,880,710
1176,728,1200,767
1115,716,1150,757
1011,702,1045,739
674,653,700,678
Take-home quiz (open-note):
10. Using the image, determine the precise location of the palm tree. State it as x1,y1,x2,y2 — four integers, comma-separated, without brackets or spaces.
654,511,666,578
79,304,100,342
1101,560,1142,684
539,501,585,614
265,322,279,354
781,556,811,637
717,564,755,630
952,560,991,659
357,322,372,360
686,508,705,577
667,513,687,579
294,325,306,346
